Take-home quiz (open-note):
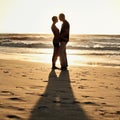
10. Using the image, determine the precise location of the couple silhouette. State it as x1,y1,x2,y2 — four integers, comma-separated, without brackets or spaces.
28,13,90,120
51,13,70,71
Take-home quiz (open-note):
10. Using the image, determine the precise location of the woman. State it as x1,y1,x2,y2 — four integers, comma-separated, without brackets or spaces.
51,16,60,69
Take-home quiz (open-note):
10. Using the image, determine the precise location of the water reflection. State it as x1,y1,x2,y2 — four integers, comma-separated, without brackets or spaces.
29,70,90,120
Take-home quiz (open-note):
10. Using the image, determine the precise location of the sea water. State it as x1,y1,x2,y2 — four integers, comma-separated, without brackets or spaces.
0,34,120,67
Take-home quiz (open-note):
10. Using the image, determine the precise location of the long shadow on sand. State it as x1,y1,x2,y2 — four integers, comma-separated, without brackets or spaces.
29,70,90,120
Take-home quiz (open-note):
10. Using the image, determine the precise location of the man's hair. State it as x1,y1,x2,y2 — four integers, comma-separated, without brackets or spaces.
59,13,65,18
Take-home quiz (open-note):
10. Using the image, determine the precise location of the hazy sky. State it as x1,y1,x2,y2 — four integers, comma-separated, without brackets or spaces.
0,0,120,34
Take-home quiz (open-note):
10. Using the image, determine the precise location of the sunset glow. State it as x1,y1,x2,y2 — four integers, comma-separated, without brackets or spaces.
0,0,120,34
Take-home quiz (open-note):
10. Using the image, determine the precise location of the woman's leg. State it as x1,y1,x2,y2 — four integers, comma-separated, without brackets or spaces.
52,47,59,68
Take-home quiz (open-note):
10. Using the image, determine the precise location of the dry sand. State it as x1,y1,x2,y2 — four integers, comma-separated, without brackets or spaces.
0,59,120,120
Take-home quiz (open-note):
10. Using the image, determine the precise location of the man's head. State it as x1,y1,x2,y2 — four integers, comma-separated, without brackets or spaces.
59,13,65,21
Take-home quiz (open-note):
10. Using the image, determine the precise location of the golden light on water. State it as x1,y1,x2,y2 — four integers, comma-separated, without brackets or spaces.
19,49,88,67
25,49,86,66
1,47,119,67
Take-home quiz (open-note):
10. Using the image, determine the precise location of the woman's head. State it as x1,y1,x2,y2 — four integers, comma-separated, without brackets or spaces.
52,16,58,23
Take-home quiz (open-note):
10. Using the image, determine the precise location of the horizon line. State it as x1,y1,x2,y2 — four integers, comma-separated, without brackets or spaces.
0,33,120,36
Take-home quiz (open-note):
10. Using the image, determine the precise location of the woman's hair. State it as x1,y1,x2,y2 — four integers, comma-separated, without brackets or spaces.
52,16,57,22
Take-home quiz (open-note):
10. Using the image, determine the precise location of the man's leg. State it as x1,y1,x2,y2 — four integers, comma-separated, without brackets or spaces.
60,42,67,69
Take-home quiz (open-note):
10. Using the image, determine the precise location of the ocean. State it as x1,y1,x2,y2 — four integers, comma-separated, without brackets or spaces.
0,34,120,67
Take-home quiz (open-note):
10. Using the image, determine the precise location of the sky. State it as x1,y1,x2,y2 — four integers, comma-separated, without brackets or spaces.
0,0,120,34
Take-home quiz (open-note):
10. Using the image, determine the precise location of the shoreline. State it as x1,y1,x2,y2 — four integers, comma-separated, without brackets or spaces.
0,52,120,68
0,59,120,120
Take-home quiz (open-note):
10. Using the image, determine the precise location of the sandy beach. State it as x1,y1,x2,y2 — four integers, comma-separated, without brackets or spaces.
0,59,120,120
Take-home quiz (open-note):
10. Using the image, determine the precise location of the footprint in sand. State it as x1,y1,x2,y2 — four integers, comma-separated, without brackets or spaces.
82,71,89,74
3,70,9,73
82,101,99,106
16,86,26,90
9,106,25,111
98,97,104,99
30,85,44,89
78,85,86,89
9,97,25,102
6,115,21,120
70,81,76,83
80,78,87,81
25,92,47,97
82,95,90,98
0,90,14,96
29,77,35,80
22,74,27,77
43,80,48,82
0,104,25,111
115,87,120,91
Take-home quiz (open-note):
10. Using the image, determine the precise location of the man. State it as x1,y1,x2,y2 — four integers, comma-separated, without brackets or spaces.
59,13,70,70
51,16,60,69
